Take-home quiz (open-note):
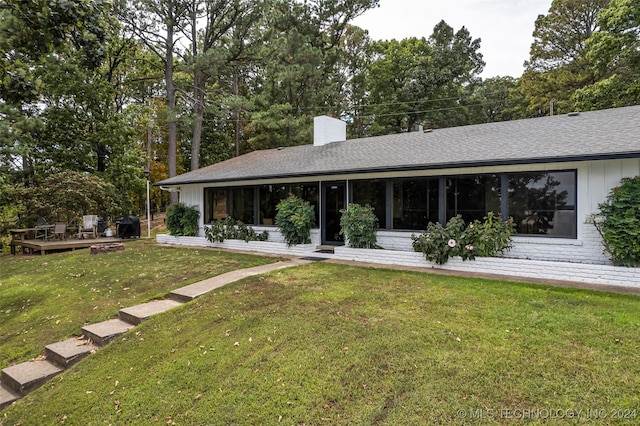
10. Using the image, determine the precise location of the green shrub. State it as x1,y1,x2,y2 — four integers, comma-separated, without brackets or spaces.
595,176,640,267
412,215,472,265
412,213,514,265
339,203,379,248
204,217,268,243
465,212,515,257
166,203,200,236
275,195,315,246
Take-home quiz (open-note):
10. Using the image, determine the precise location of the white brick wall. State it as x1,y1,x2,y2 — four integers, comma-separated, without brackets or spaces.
506,223,610,265
375,224,610,265
157,234,316,256
333,247,640,289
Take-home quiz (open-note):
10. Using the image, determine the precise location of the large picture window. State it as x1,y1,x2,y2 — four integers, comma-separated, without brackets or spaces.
203,169,577,240
291,183,320,227
508,171,576,237
352,179,387,229
393,178,439,230
446,175,501,223
259,184,288,225
204,188,227,224
230,187,255,224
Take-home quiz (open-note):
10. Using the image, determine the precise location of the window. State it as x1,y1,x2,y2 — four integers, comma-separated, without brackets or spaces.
230,187,255,224
446,175,501,223
259,184,288,225
203,188,228,224
508,171,576,237
291,183,319,227
393,178,439,230
352,179,387,229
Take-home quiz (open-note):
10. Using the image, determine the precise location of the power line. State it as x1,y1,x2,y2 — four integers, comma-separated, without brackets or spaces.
349,100,512,120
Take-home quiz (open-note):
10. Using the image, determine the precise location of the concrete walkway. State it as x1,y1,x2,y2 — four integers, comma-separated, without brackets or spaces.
0,258,310,410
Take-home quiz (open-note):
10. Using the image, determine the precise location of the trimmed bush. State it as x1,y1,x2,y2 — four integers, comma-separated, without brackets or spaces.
166,203,200,236
339,203,378,248
275,195,315,246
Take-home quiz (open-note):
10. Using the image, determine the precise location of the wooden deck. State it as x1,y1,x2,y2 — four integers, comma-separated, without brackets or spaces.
12,237,124,255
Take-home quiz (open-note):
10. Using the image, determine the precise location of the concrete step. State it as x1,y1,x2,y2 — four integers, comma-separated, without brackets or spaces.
45,338,97,368
1,360,63,395
82,318,134,346
315,245,336,253
0,384,20,410
119,299,183,325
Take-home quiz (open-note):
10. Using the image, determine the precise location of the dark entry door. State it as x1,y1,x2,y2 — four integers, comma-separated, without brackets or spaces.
322,183,346,245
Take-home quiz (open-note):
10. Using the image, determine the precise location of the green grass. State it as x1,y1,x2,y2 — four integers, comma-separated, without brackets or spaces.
0,239,280,370
2,252,640,425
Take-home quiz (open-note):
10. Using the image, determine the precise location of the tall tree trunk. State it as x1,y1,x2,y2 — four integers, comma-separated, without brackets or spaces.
191,99,203,170
233,70,240,157
190,3,202,171
166,9,178,205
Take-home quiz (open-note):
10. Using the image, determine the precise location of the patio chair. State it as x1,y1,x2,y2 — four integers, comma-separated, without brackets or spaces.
78,215,98,239
34,217,51,240
52,222,67,240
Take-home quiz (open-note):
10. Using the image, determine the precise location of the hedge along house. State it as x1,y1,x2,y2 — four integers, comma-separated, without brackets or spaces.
156,105,640,267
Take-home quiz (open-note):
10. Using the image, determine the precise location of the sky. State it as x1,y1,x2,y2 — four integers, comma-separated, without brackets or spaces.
351,0,554,78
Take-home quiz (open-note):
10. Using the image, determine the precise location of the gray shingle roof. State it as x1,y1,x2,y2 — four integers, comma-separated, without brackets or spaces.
157,105,640,186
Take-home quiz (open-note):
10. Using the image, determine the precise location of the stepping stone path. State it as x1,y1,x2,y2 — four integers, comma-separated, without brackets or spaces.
0,259,307,410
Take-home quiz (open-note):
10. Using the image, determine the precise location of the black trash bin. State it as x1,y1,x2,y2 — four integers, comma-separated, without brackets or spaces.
116,214,141,238
97,217,108,236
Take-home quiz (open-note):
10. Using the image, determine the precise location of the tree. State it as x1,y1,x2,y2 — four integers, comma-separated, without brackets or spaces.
360,21,483,135
528,0,609,72
466,76,527,123
575,0,640,109
184,0,263,170
335,25,373,138
421,21,484,128
2,171,122,228
0,0,112,103
118,0,192,204
0,0,114,186
362,37,433,135
246,0,379,150
521,0,610,115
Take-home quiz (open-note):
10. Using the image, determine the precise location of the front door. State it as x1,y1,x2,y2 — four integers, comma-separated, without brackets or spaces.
322,182,346,245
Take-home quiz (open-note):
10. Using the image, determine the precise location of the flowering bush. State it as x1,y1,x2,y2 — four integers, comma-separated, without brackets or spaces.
412,213,514,265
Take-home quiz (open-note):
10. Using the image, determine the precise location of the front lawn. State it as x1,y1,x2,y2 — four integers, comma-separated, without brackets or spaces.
2,260,639,424
0,240,279,370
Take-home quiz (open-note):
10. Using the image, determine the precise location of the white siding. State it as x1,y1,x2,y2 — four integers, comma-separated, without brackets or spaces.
178,184,206,236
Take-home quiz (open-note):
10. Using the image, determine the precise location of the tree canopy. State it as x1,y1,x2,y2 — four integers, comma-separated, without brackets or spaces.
2,0,640,237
